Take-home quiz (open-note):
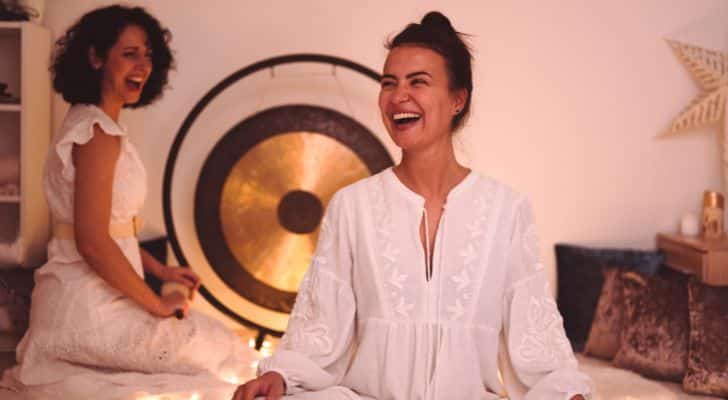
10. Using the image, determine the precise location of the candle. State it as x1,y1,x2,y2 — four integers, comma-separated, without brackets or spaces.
681,213,700,236
702,191,725,239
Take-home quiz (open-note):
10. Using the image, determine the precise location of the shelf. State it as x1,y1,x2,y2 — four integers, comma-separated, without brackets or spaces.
0,21,51,267
0,22,22,30
0,195,19,203
0,104,20,112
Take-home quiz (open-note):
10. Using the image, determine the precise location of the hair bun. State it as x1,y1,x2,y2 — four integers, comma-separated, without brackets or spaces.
421,11,455,33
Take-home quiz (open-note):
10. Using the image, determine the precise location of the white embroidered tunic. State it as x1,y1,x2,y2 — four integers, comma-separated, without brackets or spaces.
259,168,593,400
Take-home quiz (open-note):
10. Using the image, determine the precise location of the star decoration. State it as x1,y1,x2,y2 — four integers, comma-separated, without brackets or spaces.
666,39,728,189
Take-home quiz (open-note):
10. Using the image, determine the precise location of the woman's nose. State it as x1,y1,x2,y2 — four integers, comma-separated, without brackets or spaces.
137,57,152,73
392,85,410,103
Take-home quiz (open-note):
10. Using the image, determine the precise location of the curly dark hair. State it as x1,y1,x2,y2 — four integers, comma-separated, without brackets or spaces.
386,11,473,131
51,5,174,108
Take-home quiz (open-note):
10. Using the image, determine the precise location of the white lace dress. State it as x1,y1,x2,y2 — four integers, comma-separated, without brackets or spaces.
259,168,594,400
1,104,257,399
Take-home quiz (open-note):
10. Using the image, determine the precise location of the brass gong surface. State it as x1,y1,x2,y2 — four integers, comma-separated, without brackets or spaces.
195,104,393,317
220,131,369,293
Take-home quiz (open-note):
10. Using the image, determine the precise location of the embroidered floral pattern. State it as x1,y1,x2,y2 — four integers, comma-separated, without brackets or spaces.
282,267,334,353
517,296,572,369
371,180,412,318
281,215,335,353
446,182,495,321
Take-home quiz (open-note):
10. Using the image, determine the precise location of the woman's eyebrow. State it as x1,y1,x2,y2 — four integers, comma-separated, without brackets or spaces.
406,71,431,79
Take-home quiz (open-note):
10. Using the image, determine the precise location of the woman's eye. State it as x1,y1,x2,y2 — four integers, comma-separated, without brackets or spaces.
380,81,394,88
412,79,427,86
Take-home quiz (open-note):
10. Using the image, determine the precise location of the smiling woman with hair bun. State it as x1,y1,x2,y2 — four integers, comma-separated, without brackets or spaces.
236,11,593,400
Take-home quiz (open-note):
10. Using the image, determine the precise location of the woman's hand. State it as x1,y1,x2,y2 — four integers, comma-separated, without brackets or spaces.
139,248,201,300
232,371,285,400
158,265,201,299
155,291,190,318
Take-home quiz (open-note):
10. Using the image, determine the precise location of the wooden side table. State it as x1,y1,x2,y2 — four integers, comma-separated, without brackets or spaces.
657,233,728,286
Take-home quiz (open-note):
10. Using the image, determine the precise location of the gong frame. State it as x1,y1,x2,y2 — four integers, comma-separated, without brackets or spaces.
163,54,382,337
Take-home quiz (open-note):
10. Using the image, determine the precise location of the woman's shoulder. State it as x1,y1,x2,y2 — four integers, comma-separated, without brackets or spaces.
333,168,391,198
59,104,126,139
466,172,531,214
50,104,129,181
320,170,391,217
469,171,525,199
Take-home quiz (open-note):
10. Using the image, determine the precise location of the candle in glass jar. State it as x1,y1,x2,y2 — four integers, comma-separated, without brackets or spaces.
702,191,725,239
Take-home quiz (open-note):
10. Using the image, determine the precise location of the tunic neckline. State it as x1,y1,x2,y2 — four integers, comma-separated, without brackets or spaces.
384,166,477,207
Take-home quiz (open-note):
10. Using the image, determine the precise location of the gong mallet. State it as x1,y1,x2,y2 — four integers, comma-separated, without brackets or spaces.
160,267,191,319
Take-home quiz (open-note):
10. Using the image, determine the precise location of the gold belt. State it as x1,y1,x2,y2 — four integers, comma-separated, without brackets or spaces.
53,216,144,239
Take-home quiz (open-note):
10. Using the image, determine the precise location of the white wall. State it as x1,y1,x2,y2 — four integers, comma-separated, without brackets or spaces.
42,0,723,322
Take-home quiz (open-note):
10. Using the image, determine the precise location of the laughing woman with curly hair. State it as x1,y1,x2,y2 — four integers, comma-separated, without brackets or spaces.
1,5,257,399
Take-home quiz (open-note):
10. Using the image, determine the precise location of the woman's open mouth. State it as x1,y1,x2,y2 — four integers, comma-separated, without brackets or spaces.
392,112,422,129
126,77,144,91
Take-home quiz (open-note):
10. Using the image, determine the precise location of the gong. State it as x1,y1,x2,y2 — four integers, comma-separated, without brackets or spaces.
164,54,392,335
196,104,391,315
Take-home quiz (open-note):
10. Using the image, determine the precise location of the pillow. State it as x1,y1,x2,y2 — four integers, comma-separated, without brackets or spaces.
583,266,624,359
613,268,689,382
554,244,663,351
683,279,728,397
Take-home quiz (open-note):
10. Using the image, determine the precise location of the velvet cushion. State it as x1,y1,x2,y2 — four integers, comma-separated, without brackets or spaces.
584,266,625,359
613,268,689,382
683,279,728,397
554,244,663,351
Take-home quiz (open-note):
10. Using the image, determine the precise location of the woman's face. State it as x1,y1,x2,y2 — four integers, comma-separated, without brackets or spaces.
91,25,153,108
378,45,466,153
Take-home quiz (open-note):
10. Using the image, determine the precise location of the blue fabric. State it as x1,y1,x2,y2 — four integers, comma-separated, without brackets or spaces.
554,244,663,352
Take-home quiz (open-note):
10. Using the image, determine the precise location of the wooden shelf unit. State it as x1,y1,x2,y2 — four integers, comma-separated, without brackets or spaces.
0,22,51,268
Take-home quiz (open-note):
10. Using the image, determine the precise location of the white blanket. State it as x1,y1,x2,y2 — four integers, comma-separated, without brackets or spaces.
577,354,721,400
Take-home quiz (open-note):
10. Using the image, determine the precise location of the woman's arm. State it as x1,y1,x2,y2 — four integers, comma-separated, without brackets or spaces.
501,198,593,400
140,246,166,278
73,124,181,317
140,247,200,297
236,190,357,399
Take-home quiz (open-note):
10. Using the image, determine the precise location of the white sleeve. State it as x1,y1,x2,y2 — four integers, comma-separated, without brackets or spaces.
502,198,593,400
55,106,126,182
257,190,356,394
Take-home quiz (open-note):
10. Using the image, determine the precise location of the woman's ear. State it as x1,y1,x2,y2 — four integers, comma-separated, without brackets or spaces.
88,47,103,70
453,88,468,115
